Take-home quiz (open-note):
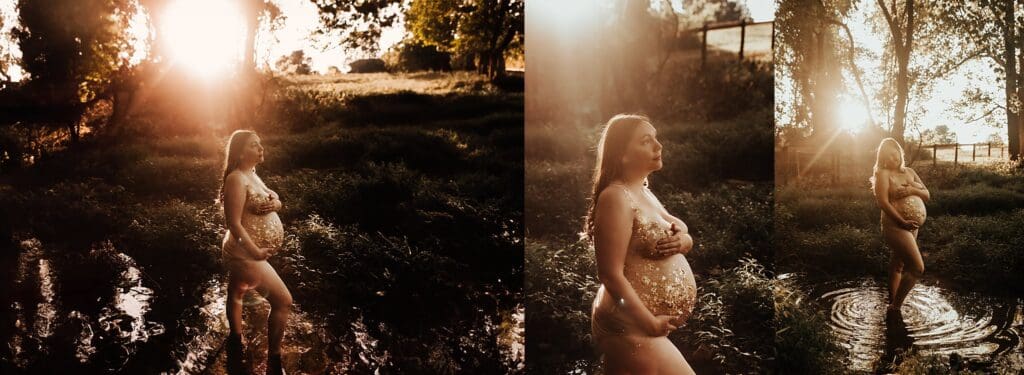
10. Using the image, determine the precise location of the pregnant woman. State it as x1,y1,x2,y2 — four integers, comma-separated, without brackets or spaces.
219,130,292,375
870,138,929,317
586,114,698,374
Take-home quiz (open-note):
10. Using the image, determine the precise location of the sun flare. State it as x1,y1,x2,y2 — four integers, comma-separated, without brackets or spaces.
161,0,247,78
836,98,869,133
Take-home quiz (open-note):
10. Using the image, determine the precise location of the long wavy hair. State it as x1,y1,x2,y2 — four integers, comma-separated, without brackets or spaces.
217,130,257,204
869,137,906,192
583,114,651,241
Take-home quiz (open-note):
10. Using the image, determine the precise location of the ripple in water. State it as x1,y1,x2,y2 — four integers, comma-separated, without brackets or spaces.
818,278,1021,372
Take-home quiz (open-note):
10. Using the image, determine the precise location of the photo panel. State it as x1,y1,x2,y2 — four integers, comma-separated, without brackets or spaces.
525,1,776,373
774,0,1024,373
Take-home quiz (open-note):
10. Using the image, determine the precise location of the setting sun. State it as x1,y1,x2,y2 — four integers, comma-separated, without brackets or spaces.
161,0,246,78
836,98,869,133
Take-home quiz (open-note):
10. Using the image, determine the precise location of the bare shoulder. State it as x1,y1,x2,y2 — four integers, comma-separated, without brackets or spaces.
224,170,250,189
873,168,891,181
596,185,632,214
905,167,921,177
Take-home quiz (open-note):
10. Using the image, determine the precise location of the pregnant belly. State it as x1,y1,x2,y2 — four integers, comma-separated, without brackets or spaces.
241,212,284,249
896,195,927,225
624,254,698,319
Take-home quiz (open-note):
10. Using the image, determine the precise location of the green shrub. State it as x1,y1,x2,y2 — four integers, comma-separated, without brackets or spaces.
776,223,887,278
524,239,598,374
677,259,774,373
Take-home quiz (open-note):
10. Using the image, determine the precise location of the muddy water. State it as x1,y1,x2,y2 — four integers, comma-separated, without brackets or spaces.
813,277,1022,372
2,238,524,373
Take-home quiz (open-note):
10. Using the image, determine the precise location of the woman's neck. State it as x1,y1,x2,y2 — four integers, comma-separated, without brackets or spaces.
617,171,648,189
237,163,257,175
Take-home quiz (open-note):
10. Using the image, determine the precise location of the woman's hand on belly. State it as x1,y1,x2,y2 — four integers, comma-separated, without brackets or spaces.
646,314,680,337
252,247,273,260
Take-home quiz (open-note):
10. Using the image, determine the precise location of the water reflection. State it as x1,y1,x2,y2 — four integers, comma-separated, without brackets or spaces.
815,278,1021,372
4,238,523,373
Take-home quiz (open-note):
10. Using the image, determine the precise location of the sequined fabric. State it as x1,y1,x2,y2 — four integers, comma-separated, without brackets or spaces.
894,195,927,225
222,186,284,261
592,185,698,341
881,174,927,231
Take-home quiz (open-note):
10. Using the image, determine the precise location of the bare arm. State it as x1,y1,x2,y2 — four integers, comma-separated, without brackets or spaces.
224,173,269,260
907,168,930,202
594,188,675,336
873,170,916,229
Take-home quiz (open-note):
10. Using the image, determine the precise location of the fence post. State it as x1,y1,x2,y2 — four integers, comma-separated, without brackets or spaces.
988,142,992,157
972,143,977,161
701,23,708,69
931,145,936,166
739,20,746,61
790,150,798,183
832,151,838,186
954,143,959,166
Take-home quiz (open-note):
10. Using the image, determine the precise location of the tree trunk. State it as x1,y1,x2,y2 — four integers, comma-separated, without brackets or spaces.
893,0,914,145
877,0,915,145
1008,0,1021,160
242,0,259,72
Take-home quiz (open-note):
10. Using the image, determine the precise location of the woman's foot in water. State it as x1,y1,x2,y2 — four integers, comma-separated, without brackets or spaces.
267,353,284,375
885,303,903,321
226,332,247,375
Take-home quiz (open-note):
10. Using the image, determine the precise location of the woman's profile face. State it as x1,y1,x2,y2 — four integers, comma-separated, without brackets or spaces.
883,144,900,169
622,121,663,173
240,134,265,165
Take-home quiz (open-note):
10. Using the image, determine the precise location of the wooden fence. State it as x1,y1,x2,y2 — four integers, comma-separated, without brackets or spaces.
777,142,1009,186
924,142,1007,166
688,20,775,67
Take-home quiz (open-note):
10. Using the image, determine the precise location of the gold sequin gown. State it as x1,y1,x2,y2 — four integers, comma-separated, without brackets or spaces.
222,185,284,261
591,186,698,343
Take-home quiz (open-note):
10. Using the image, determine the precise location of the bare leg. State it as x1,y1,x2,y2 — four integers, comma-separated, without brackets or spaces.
884,227,925,309
251,261,292,356
227,273,247,335
888,254,903,303
225,262,257,375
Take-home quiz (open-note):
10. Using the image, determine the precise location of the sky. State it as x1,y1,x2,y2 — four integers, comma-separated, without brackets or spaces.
744,0,776,22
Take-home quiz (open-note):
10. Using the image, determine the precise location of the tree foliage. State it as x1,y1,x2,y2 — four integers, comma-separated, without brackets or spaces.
275,49,313,75
311,0,523,79
933,0,1023,159
309,0,405,55
15,0,140,105
406,0,523,78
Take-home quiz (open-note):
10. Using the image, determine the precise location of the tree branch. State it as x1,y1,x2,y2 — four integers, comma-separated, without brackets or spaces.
877,0,902,48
